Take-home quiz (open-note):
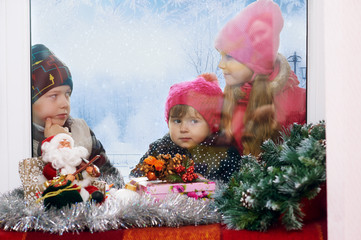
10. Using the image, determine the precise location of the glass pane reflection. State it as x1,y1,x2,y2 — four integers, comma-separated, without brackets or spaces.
31,0,307,182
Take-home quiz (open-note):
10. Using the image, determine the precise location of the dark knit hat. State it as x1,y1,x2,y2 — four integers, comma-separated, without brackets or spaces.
165,73,223,133
31,44,73,103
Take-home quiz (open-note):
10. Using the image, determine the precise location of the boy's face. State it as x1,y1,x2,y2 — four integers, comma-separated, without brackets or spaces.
168,106,210,149
32,85,71,127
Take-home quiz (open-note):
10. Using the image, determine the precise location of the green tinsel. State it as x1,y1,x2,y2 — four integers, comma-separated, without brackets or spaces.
214,121,326,231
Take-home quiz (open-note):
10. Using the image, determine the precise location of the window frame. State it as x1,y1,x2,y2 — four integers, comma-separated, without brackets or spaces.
1,1,336,237
0,0,324,193
0,0,325,191
0,0,31,192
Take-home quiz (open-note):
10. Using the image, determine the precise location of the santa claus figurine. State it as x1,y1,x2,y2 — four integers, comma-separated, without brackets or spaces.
41,133,104,208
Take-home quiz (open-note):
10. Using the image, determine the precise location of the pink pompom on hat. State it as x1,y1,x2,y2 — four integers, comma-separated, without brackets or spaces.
215,0,284,75
165,73,223,133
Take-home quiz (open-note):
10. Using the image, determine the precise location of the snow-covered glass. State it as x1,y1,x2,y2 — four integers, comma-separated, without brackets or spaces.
31,0,307,182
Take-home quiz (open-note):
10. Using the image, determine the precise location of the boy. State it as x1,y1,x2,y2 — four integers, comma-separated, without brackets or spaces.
31,44,124,188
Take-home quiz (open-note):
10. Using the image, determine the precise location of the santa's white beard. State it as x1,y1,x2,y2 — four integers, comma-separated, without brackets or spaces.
42,147,88,175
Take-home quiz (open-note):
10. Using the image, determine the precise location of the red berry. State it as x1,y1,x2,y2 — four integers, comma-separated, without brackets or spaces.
182,173,188,182
176,165,185,173
147,171,157,181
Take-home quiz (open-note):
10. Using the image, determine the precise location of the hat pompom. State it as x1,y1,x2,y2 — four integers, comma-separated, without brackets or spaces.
198,73,219,85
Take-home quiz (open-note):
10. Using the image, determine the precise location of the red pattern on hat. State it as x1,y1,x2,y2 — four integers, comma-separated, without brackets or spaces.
31,44,73,103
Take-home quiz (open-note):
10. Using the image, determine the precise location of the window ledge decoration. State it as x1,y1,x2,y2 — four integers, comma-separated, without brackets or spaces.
0,122,325,234
214,121,326,231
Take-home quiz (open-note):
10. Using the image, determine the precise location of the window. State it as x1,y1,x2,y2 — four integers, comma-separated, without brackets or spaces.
30,0,308,182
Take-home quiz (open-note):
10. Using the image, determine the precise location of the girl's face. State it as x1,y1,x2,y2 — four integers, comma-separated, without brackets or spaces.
32,85,71,127
168,107,210,149
218,51,254,86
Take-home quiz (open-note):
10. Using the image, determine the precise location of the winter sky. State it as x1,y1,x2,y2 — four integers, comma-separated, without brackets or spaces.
31,0,307,179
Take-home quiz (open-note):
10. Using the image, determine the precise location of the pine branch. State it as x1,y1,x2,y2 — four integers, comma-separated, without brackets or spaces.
215,121,326,231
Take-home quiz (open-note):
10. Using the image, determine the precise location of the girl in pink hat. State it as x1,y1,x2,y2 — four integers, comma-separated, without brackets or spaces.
215,0,306,156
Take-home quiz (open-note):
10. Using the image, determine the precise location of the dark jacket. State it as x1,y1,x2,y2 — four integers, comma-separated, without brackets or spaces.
131,133,241,182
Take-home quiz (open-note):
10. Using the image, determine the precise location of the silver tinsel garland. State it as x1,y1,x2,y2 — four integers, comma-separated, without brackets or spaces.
0,187,221,234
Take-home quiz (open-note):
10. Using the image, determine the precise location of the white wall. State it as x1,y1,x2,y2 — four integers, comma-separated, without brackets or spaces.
309,0,361,239
0,0,31,193
324,1,361,239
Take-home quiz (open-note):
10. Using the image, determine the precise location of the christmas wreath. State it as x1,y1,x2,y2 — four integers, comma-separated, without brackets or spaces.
134,154,199,183
214,122,326,231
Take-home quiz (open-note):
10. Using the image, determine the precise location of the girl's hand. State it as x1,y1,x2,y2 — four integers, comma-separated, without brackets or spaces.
44,118,70,138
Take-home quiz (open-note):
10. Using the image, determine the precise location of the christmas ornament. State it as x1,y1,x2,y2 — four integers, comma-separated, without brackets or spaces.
134,154,199,183
0,186,220,234
39,155,101,209
146,171,157,181
108,188,140,206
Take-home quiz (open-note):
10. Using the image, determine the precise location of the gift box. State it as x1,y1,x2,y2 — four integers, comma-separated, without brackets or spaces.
127,177,216,200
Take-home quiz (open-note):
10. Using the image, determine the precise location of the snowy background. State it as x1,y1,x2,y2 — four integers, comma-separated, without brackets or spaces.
31,0,307,182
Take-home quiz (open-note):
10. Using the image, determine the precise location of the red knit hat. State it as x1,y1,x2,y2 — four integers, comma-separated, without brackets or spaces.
31,44,73,103
214,0,283,75
164,73,223,133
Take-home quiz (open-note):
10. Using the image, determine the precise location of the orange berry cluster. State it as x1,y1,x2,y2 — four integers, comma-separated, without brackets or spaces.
135,154,198,183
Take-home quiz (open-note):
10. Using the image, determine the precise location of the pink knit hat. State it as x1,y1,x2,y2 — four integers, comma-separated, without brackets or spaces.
215,0,283,75
165,73,223,133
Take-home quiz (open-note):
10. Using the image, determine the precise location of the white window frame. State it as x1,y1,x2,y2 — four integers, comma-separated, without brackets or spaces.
0,1,324,192
3,1,361,239
0,0,31,193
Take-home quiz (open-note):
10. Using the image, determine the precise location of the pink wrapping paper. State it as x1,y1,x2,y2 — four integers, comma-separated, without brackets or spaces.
129,177,216,200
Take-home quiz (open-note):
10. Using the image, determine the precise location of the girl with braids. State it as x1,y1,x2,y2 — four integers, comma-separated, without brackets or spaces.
215,0,306,156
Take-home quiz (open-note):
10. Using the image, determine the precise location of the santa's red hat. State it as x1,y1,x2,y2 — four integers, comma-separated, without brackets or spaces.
41,133,74,154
